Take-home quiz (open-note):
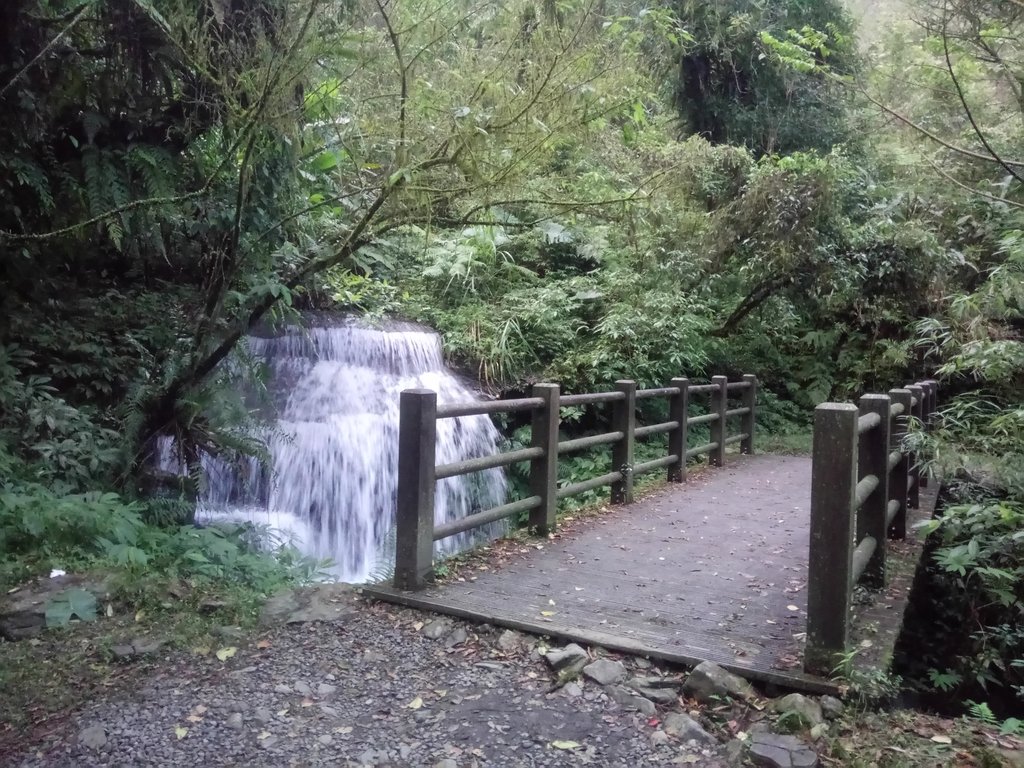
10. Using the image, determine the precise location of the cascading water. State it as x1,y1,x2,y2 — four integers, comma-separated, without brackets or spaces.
159,319,507,583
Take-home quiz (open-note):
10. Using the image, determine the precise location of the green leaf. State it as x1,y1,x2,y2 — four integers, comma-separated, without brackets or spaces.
45,587,98,627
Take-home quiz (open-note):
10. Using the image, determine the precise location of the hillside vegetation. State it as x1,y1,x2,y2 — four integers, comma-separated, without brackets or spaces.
0,0,1021,737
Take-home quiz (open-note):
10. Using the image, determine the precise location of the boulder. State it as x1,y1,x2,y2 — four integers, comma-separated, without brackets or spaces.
682,661,757,704
748,733,819,768
606,685,657,716
422,620,450,640
545,644,589,675
663,713,717,745
770,693,823,727
1,575,108,640
582,659,627,686
818,695,844,720
258,583,356,626
626,677,680,705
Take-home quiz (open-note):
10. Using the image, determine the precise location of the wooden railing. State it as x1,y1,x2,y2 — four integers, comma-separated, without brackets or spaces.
394,375,758,589
804,379,939,673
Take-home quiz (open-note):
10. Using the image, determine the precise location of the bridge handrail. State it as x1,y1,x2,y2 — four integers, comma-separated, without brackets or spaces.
804,379,939,674
393,374,759,589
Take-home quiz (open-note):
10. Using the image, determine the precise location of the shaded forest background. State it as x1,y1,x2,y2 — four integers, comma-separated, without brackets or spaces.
0,0,1021,721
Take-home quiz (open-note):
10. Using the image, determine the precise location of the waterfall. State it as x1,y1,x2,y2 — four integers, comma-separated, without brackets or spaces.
160,319,508,583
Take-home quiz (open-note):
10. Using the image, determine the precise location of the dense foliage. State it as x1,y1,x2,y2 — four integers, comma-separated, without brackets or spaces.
0,0,1021,720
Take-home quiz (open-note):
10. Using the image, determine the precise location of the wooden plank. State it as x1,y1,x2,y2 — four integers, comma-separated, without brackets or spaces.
369,454,931,696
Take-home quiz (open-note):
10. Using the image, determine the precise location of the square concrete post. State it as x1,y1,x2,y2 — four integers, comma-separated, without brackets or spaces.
858,394,891,589
888,389,912,540
611,380,636,504
710,375,728,467
741,374,758,454
394,389,437,590
529,383,560,534
906,384,924,509
805,402,858,675
668,378,689,483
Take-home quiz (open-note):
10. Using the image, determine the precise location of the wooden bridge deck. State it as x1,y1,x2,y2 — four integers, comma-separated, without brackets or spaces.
367,454,936,694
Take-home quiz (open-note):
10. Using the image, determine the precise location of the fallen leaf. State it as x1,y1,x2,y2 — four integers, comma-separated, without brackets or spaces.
550,740,581,750
256,639,272,650
276,708,288,716
786,605,799,612
407,696,423,710
257,731,271,740
186,715,203,723
334,726,353,734
931,735,952,745
216,646,237,661
192,646,210,657
301,698,314,708
174,726,188,740
540,610,555,617
192,705,208,715
135,610,145,623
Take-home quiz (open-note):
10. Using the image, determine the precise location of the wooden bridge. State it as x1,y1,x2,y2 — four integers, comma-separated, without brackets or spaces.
366,376,941,692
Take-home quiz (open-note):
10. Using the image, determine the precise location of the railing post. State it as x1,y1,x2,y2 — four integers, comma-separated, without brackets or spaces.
888,388,912,540
906,384,924,509
741,374,757,455
805,402,858,675
668,378,689,483
918,380,937,488
611,380,636,504
858,394,891,589
710,375,728,467
529,383,561,534
394,389,437,590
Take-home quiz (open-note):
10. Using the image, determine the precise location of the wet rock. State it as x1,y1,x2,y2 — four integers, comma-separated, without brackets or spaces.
259,583,356,626
748,733,819,768
111,644,136,660
130,637,165,655
682,661,756,704
78,725,107,750
582,659,627,686
626,677,680,705
562,682,583,698
606,685,657,716
1,576,109,640
545,643,588,673
496,629,523,652
422,620,450,640
214,625,246,641
443,627,468,647
663,713,717,745
819,695,844,720
770,693,823,727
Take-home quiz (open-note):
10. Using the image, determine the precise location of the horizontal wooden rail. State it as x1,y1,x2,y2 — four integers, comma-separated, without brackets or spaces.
688,413,719,426
634,454,680,477
858,412,882,434
636,386,681,400
560,391,625,407
433,496,542,541
395,373,759,589
635,421,680,438
805,380,939,674
557,471,623,500
558,431,624,455
436,397,544,419
686,441,719,458
435,447,544,480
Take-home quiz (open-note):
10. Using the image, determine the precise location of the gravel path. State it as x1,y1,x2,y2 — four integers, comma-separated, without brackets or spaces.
15,596,731,768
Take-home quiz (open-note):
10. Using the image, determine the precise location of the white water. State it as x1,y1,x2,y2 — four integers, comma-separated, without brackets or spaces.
159,321,507,582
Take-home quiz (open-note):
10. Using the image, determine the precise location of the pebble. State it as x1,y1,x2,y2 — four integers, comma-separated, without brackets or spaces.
12,604,734,767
